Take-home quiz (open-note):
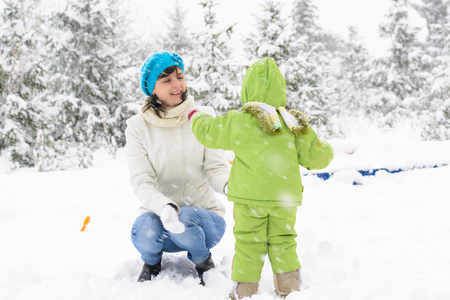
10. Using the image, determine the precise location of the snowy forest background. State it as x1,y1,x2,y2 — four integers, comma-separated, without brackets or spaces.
0,0,449,172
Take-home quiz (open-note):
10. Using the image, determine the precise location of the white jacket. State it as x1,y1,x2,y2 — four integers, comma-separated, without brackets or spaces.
125,96,229,218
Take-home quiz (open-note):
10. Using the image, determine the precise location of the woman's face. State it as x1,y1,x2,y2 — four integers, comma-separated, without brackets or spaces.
153,67,186,107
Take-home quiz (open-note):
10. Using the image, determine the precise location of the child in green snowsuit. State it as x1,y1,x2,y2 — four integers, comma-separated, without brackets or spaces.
187,58,334,298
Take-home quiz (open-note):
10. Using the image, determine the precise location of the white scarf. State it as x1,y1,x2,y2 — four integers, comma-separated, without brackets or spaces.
141,95,195,127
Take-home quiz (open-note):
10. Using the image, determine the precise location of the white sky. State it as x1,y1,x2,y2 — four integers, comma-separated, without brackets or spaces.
11,0,426,58
133,0,398,57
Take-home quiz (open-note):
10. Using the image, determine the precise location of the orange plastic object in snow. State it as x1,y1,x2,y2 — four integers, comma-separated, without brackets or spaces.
80,216,91,232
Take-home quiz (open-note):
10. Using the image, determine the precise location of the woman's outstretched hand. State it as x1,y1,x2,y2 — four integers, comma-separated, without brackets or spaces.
160,205,185,234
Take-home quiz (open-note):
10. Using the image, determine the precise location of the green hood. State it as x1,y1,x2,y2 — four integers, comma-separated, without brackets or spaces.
241,58,287,107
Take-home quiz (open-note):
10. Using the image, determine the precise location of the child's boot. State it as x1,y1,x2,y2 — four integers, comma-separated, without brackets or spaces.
229,281,259,299
273,269,301,297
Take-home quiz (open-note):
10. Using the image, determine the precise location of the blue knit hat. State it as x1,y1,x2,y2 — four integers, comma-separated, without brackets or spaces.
140,51,185,96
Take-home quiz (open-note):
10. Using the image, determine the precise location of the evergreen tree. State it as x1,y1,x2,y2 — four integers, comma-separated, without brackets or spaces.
105,0,128,49
291,0,321,46
365,0,430,131
103,0,141,147
291,0,344,53
187,0,241,113
42,0,130,168
413,0,448,41
334,27,371,116
340,27,373,94
282,40,330,128
425,23,450,139
411,1,448,84
414,0,450,139
327,26,373,137
0,0,46,169
243,0,333,129
379,0,423,100
287,0,333,128
244,0,291,64
161,0,192,56
47,0,123,106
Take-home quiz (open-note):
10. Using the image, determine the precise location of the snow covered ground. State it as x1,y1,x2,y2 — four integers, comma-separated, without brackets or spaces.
1,137,450,300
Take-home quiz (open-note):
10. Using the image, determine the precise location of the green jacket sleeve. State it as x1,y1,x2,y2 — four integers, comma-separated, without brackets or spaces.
190,111,239,151
295,126,334,170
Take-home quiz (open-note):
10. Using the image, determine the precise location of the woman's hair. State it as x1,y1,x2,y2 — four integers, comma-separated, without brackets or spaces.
142,66,188,118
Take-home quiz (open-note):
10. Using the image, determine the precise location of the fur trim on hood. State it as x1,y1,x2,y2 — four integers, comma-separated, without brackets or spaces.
242,102,309,136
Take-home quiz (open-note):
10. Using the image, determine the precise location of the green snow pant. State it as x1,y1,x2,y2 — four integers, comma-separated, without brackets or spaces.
231,202,301,283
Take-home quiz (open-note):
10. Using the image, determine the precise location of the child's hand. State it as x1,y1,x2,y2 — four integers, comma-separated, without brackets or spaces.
186,105,216,121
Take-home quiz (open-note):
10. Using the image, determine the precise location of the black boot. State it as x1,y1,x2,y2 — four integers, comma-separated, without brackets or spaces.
137,261,161,282
195,254,215,286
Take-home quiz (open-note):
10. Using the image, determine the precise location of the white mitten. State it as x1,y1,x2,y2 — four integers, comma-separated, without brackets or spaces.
160,205,185,234
186,105,216,121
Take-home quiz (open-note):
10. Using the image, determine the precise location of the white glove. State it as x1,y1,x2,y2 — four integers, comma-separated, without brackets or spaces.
160,205,185,234
186,105,216,121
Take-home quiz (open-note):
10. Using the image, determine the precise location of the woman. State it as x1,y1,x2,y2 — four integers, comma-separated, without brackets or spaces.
126,51,229,285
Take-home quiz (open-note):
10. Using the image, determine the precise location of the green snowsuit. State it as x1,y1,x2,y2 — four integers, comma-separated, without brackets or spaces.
190,58,334,282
